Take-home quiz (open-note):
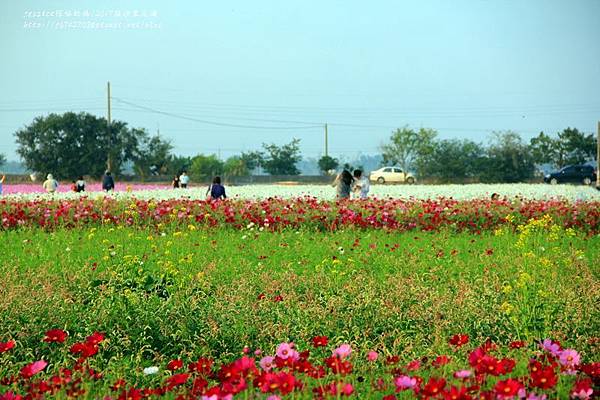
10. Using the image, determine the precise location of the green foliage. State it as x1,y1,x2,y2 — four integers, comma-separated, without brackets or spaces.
223,155,250,176
14,112,144,179
380,126,437,177
0,226,597,381
189,154,224,181
480,131,535,183
530,128,595,168
239,151,263,173
166,155,192,176
260,138,302,175
423,139,485,182
317,155,339,175
0,153,5,168
132,134,174,179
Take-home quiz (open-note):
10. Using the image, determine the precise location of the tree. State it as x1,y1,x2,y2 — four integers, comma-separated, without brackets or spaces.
14,112,144,179
0,153,6,168
530,132,558,166
260,139,302,175
166,155,192,176
380,126,437,177
132,133,173,179
557,127,595,166
240,151,264,174
480,131,535,183
317,155,338,175
189,154,224,181
223,155,250,176
424,139,485,182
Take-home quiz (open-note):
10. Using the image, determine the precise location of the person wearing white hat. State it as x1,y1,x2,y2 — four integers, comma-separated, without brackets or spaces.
42,174,58,193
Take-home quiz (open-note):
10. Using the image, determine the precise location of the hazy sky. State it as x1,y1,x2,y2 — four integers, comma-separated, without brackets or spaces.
1,0,599,161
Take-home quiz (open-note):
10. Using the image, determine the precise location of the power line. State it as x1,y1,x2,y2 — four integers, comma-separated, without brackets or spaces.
112,98,323,130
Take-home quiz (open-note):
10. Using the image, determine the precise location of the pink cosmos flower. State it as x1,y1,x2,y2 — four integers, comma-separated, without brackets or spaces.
20,360,48,379
518,389,547,400
559,349,580,367
394,375,417,390
276,343,293,359
340,383,354,396
540,339,561,356
453,369,472,379
259,356,275,372
333,344,352,359
267,396,281,400
367,351,378,362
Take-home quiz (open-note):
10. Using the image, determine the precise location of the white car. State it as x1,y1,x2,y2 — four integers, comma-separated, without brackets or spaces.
369,167,416,184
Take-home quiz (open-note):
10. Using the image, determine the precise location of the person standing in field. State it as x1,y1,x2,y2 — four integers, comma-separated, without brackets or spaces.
352,169,370,199
0,174,5,195
206,176,226,200
172,175,180,188
76,176,86,192
179,171,190,188
332,170,354,199
43,174,59,193
102,171,115,192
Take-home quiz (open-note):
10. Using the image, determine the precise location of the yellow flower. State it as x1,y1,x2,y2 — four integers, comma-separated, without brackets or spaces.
500,302,514,314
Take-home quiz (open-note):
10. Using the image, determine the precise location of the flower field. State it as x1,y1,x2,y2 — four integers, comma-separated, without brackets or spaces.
2,183,600,201
0,195,598,399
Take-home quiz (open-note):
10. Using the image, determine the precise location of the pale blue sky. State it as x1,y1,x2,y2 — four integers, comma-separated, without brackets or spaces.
1,0,599,161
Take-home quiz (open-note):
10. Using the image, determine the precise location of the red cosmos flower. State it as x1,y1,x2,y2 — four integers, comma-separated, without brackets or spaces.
0,340,15,353
530,365,557,389
86,332,105,345
382,395,397,400
312,336,328,348
272,294,284,302
433,355,451,367
449,334,469,347
509,340,526,349
111,379,127,391
118,388,142,400
579,362,600,379
386,355,400,365
167,359,183,371
20,360,48,379
442,385,472,400
165,373,189,389
324,356,353,375
422,378,446,397
70,342,99,358
571,378,593,399
0,391,22,400
493,378,523,398
44,329,68,343
188,357,213,375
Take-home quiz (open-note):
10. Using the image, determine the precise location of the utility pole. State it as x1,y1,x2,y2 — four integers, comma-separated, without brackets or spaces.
106,81,112,172
597,121,600,188
324,123,328,157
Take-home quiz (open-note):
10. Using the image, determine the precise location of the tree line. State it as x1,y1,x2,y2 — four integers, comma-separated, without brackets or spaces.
378,126,596,183
3,112,597,183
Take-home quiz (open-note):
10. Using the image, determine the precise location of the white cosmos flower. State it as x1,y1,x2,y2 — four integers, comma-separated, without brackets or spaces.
143,366,159,375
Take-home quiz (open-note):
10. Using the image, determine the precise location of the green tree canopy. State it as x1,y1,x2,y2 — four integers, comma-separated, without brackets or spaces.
0,153,6,169
380,126,437,177
223,156,250,177
317,155,339,175
14,112,143,179
132,133,174,179
480,131,535,183
260,139,302,175
189,154,224,181
424,139,485,182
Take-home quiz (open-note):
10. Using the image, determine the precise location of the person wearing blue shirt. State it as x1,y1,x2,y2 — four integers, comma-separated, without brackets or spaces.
206,176,226,200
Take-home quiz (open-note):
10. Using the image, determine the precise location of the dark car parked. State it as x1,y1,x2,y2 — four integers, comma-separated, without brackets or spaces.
543,165,597,185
